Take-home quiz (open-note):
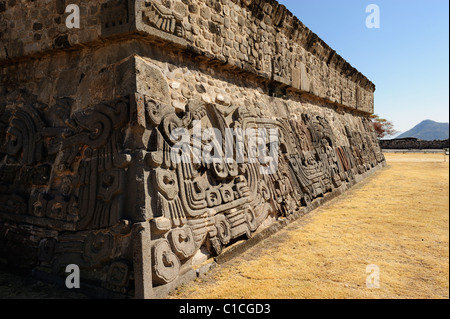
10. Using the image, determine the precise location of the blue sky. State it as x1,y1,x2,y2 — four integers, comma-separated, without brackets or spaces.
277,0,449,134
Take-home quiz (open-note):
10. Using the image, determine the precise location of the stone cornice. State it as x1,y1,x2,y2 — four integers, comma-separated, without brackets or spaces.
0,0,375,113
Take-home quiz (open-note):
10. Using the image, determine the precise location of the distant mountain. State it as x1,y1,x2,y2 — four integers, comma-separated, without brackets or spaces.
397,120,449,141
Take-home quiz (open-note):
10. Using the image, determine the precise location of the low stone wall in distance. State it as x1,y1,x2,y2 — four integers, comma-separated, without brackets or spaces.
380,138,449,150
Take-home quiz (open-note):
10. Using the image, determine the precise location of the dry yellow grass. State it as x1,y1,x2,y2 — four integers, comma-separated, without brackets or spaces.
171,153,449,299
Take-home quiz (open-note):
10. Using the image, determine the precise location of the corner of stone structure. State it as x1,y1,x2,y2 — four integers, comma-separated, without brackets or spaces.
0,0,385,299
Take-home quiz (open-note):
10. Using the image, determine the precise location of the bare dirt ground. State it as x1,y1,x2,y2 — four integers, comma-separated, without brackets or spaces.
0,153,448,299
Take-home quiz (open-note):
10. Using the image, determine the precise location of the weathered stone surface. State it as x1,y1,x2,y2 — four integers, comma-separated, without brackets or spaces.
0,0,385,298
0,0,375,113
292,62,310,93
135,57,170,104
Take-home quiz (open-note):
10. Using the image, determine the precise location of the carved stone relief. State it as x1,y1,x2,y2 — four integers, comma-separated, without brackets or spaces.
0,92,131,231
141,95,385,287
142,0,185,38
